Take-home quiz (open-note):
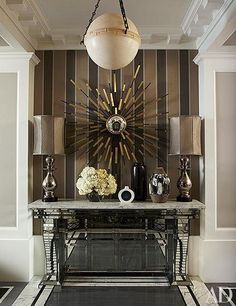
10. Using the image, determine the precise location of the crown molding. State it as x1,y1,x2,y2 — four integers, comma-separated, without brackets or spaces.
0,2,36,51
30,52,40,65
1,0,197,50
1,0,233,51
0,51,40,64
37,37,196,51
0,0,52,50
26,0,51,33
0,1,39,48
181,0,229,44
37,25,196,50
196,0,236,50
181,0,202,34
194,51,236,64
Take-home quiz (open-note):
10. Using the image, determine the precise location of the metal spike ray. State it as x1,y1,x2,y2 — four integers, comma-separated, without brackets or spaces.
121,82,151,116
65,67,168,172
122,64,141,106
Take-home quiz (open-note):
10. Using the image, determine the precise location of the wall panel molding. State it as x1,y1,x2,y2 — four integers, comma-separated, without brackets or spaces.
216,71,236,229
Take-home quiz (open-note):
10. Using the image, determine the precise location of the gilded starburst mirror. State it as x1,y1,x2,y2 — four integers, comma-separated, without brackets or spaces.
64,64,168,171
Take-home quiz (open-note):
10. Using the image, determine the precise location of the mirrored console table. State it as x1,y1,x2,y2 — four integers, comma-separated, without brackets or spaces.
29,199,205,287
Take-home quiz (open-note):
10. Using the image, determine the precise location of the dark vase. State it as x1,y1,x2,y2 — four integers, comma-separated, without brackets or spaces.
131,162,147,201
86,190,103,202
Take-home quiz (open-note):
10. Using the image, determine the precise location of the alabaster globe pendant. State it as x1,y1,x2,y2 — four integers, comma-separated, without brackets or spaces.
84,13,141,70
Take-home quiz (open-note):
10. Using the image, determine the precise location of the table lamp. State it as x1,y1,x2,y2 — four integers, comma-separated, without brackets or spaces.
33,115,65,202
169,115,201,202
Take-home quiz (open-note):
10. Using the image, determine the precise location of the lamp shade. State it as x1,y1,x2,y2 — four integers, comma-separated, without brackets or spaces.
169,115,201,156
33,115,65,155
84,13,141,70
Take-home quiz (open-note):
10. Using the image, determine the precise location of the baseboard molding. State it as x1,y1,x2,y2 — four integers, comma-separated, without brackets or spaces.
0,237,34,281
188,236,200,276
189,236,236,283
33,235,45,276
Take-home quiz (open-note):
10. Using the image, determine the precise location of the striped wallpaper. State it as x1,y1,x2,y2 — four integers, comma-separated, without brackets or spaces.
33,50,200,203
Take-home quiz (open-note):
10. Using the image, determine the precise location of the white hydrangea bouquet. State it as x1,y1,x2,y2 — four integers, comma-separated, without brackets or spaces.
76,166,117,201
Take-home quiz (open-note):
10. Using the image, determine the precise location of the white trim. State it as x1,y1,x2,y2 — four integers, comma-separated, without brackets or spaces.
202,239,236,242
181,0,233,50
198,238,236,282
16,70,20,230
37,42,197,51
0,227,18,230
196,55,236,240
0,0,234,50
0,237,34,281
0,237,35,241
181,0,202,34
0,1,37,50
213,69,217,234
0,51,37,281
0,56,34,236
194,51,236,64
27,0,51,33
0,52,40,64
216,228,236,231
197,0,235,50
214,69,236,231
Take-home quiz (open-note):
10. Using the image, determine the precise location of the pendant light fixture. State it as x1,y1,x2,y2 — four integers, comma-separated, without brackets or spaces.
80,0,141,70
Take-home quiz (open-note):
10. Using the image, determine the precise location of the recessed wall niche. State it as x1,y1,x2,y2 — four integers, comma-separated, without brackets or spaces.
33,50,200,201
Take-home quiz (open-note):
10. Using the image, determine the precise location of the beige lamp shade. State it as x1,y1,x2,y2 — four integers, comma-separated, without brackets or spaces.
84,13,141,70
33,115,65,155
169,115,201,156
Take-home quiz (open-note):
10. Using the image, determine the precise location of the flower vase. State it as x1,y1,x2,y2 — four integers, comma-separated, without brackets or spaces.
86,191,103,202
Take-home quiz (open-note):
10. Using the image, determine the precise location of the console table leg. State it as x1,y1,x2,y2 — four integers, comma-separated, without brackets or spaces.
85,218,88,240
42,218,57,284
165,218,177,285
54,219,68,285
174,218,191,285
145,218,148,240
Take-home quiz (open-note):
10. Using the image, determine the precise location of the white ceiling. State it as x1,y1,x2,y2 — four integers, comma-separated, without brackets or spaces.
0,0,235,51
36,0,191,30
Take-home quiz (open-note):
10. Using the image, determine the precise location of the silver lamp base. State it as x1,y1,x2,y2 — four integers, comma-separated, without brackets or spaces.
43,193,58,202
176,156,192,202
42,156,58,202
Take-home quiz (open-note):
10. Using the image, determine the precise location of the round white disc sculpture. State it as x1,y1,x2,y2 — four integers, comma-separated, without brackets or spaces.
84,13,141,70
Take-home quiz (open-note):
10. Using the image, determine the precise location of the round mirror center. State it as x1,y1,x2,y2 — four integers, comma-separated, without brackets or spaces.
106,115,127,135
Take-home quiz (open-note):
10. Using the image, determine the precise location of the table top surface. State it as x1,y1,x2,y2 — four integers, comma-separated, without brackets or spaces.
29,199,205,210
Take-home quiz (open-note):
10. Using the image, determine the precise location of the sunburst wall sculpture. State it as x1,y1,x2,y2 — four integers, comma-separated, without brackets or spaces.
63,64,168,172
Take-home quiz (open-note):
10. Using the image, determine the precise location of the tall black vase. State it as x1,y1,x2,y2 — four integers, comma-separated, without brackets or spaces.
131,162,147,201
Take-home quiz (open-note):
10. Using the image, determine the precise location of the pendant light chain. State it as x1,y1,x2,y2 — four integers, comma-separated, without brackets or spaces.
81,0,129,45
119,0,129,34
80,0,101,45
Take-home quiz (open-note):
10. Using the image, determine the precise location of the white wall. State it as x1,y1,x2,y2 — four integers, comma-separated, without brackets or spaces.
0,73,17,227
216,72,236,228
194,53,236,283
0,53,39,281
